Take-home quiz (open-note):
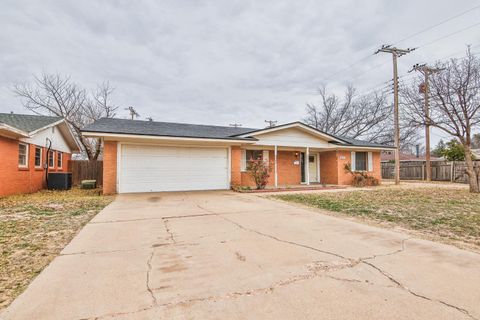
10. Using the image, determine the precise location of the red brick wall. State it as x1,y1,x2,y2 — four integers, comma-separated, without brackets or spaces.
277,151,301,185
103,141,117,195
371,152,382,181
319,151,338,184
337,150,353,185
236,150,302,187
230,146,242,187
0,136,72,196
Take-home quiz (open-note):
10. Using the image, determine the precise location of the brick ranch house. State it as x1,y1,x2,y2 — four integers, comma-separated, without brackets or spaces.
82,118,395,194
0,113,80,196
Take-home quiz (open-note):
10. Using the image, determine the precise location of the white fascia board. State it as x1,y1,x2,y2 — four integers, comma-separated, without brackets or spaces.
332,145,396,151
0,123,29,137
81,131,256,144
57,121,81,152
28,119,65,136
237,123,345,143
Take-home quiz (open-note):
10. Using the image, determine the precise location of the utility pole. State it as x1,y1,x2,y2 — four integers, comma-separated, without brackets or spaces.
265,120,277,128
229,123,242,128
374,45,415,185
125,106,140,120
409,63,443,182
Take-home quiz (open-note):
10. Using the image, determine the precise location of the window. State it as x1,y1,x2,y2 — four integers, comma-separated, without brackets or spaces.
48,150,55,168
355,152,368,171
18,143,28,168
57,151,63,168
309,155,315,163
246,150,263,162
35,147,42,168
241,150,269,171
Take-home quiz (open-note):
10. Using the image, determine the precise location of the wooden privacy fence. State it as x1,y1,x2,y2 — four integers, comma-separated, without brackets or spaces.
381,160,480,183
68,160,103,186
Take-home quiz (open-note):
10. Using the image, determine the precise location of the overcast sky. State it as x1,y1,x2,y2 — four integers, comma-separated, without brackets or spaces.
1,0,480,144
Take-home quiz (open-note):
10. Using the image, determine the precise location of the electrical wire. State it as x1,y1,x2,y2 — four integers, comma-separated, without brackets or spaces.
392,3,480,45
319,4,480,84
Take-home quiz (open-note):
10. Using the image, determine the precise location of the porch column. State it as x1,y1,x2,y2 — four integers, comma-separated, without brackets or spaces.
274,145,278,188
306,147,310,185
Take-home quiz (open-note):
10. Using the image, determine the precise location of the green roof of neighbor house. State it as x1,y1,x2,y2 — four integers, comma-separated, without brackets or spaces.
0,113,62,133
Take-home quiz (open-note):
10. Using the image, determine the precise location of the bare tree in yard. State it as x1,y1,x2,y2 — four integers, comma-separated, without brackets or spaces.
401,48,480,192
304,85,418,150
14,73,118,160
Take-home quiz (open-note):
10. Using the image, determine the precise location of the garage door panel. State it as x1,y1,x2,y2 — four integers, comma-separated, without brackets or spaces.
119,145,229,193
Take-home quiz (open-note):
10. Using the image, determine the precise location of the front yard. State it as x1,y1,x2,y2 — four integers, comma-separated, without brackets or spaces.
0,189,113,310
273,187,480,250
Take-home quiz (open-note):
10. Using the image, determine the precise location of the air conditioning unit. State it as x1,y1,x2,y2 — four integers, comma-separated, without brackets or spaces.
48,173,72,190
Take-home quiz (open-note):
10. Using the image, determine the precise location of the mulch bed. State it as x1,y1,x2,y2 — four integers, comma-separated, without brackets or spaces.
234,186,347,193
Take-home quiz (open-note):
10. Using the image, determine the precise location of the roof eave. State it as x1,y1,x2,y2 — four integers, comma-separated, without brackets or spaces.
81,131,258,143
333,145,396,151
233,121,347,143
0,123,29,138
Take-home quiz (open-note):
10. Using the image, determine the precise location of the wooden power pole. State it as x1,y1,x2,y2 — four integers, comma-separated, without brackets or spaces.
409,64,443,182
125,106,140,120
374,45,415,185
265,120,277,128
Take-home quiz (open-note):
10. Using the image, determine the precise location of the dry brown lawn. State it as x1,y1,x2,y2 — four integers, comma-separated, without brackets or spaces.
273,187,480,250
0,189,113,310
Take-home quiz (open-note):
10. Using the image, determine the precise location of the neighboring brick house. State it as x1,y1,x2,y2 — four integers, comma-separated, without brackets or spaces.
0,113,80,196
82,119,394,194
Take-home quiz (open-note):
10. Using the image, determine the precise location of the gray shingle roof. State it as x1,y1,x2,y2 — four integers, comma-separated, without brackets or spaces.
82,118,394,148
329,136,393,148
82,118,258,141
0,113,62,133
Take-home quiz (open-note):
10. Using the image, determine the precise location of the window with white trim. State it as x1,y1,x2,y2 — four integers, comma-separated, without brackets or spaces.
351,151,373,172
34,147,42,168
18,143,28,168
355,152,368,171
241,150,269,171
57,151,63,168
48,150,55,168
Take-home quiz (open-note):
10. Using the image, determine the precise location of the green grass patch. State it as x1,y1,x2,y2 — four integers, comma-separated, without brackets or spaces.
0,188,113,310
273,188,480,248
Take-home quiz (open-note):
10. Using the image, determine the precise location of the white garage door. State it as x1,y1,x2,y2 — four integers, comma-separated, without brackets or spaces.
119,144,229,193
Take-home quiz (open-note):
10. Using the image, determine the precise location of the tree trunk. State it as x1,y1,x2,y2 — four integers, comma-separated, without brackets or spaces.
92,138,102,160
464,145,480,193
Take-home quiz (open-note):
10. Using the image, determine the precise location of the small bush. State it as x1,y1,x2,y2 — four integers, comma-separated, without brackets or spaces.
344,163,379,187
247,160,270,190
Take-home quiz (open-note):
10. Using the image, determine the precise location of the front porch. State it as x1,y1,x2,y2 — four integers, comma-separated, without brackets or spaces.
231,146,366,188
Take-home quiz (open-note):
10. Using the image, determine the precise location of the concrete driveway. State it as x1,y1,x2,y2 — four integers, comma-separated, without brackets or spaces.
3,191,480,320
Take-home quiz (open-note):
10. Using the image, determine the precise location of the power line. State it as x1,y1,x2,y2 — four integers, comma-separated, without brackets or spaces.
393,3,480,45
319,5,480,84
417,21,480,49
322,54,375,82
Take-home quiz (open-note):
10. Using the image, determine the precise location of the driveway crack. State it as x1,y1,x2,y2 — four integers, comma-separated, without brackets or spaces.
146,250,157,306
196,203,477,320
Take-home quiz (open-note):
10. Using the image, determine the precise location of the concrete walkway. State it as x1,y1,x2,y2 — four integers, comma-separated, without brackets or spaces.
2,191,480,320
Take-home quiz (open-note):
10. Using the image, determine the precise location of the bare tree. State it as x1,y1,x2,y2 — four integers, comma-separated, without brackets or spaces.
304,85,418,150
401,48,480,192
14,73,117,160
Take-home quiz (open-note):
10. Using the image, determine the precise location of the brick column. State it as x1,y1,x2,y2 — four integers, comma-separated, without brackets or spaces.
230,146,241,187
103,141,117,194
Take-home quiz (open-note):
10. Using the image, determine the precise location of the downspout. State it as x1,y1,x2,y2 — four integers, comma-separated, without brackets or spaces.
45,138,52,186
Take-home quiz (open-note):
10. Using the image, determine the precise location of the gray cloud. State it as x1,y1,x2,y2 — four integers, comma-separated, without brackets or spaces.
1,0,479,141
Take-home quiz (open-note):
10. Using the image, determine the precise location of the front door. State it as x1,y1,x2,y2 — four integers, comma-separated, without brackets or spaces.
301,153,318,183
309,154,318,183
